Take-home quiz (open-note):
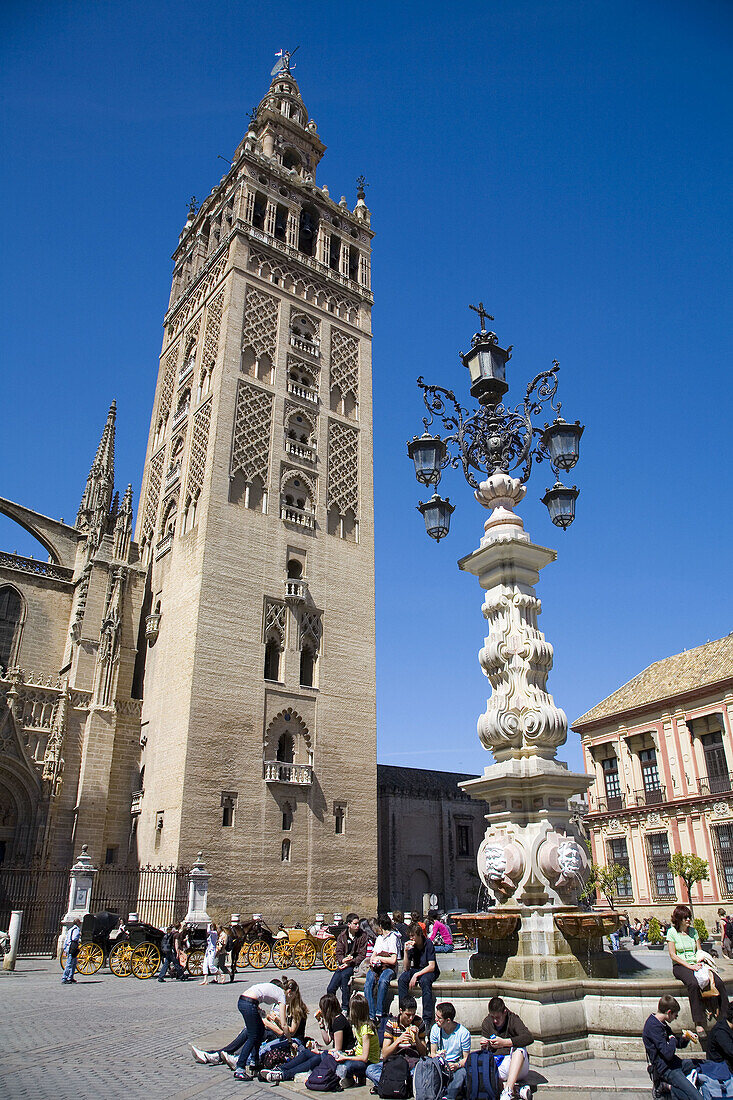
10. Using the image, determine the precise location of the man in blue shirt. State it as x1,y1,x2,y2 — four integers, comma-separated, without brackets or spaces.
430,1002,471,1099
61,919,82,984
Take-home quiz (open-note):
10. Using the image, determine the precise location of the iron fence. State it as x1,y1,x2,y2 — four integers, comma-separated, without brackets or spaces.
90,864,190,929
0,865,69,954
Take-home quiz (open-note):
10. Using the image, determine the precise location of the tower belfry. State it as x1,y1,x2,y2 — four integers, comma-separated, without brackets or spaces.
133,57,377,916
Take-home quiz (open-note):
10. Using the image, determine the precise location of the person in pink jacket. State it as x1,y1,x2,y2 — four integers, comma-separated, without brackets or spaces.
427,910,454,954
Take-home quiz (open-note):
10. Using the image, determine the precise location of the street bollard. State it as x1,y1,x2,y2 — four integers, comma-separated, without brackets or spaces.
3,910,23,971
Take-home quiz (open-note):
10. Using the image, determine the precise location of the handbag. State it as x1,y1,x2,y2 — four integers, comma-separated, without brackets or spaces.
695,964,711,990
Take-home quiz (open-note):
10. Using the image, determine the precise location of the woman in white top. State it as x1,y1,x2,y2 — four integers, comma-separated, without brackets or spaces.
191,978,287,1079
364,914,399,1022
200,923,222,985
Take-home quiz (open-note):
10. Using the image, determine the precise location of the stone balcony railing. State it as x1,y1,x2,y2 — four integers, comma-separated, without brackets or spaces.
245,224,372,302
281,504,315,530
0,550,74,583
171,405,189,431
285,578,307,602
285,439,315,462
289,334,320,359
287,379,319,405
131,790,144,815
178,359,194,385
155,533,174,560
164,462,181,491
263,760,313,786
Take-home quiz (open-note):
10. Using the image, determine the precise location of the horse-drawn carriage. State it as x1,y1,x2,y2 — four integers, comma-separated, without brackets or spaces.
60,912,206,979
231,916,337,971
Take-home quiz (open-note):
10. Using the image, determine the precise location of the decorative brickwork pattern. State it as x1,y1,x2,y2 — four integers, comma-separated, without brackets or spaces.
330,329,359,405
242,286,279,359
143,449,165,540
231,381,273,482
248,247,360,323
186,398,212,500
327,421,359,514
200,289,224,383
158,344,179,423
299,609,322,652
169,252,228,336
263,599,287,644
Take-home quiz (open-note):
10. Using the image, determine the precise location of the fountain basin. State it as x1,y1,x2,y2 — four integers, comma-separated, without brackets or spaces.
456,911,521,940
554,911,622,939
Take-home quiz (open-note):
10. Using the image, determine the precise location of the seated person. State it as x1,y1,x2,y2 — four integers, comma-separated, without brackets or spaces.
190,977,287,1076
261,977,308,1055
327,913,368,1011
364,915,399,1023
427,910,454,954
707,1007,733,1073
261,993,354,1082
430,1001,471,1099
332,992,380,1084
643,994,703,1100
667,904,728,1038
398,923,440,1029
481,996,533,1100
366,996,427,1087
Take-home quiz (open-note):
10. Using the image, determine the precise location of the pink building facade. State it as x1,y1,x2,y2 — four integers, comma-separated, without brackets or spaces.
573,633,733,924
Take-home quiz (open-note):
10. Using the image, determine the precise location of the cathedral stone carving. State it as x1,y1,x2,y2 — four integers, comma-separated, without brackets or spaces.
186,398,212,501
242,286,280,361
330,329,359,407
231,381,273,483
327,421,359,514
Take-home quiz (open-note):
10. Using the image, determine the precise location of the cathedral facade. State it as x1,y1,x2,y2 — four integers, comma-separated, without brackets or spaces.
1,59,378,922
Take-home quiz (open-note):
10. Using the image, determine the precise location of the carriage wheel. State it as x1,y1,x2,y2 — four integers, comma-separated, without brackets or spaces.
77,943,104,975
131,942,161,979
247,939,271,969
109,941,132,977
272,940,293,969
59,950,67,970
293,939,317,970
238,943,250,968
186,948,204,976
321,938,338,971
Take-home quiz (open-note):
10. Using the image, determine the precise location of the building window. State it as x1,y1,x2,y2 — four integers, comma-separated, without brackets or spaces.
0,586,23,670
300,645,315,687
282,802,293,831
712,824,733,898
640,748,663,805
456,823,472,858
607,837,633,898
105,847,118,865
646,832,676,900
281,839,291,862
702,731,731,795
264,638,281,682
602,757,623,810
221,792,237,827
334,804,346,835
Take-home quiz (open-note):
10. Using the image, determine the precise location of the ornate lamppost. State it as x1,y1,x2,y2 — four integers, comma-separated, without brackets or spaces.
406,307,613,982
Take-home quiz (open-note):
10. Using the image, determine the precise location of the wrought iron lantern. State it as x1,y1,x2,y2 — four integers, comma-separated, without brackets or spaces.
541,482,579,529
461,330,511,408
407,432,447,486
540,417,584,473
417,494,455,542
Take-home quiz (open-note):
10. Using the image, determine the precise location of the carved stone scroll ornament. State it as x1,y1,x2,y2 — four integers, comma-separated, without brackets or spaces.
479,837,524,899
477,586,567,759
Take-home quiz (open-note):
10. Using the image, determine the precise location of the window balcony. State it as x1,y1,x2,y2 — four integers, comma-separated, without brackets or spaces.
263,760,313,786
287,379,319,405
131,790,144,815
289,334,320,358
281,504,315,530
632,786,666,807
699,774,733,796
285,439,316,463
285,579,307,603
589,795,625,814
164,462,181,492
171,405,189,431
155,533,174,559
179,359,194,385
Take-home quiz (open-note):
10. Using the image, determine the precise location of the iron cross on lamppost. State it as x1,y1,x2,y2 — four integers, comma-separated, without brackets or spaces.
407,306,585,542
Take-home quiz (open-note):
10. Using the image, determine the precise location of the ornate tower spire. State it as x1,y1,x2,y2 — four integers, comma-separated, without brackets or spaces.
77,401,116,533
245,57,326,179
113,484,134,561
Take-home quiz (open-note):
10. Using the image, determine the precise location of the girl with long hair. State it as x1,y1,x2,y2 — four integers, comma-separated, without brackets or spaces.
667,904,728,1036
260,993,357,1082
333,992,379,1085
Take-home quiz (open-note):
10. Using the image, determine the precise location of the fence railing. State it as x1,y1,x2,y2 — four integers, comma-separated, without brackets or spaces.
90,864,190,930
0,865,69,954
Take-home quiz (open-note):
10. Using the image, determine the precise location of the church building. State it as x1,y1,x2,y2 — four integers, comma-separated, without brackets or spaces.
1,56,378,922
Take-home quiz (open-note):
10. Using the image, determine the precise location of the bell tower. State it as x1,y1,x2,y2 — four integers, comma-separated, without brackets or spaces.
133,54,377,918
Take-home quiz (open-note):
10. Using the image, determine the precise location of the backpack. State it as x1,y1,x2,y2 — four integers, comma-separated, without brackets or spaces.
378,1054,413,1099
724,918,733,942
306,1054,341,1092
700,1079,733,1100
465,1050,501,1100
414,1057,450,1100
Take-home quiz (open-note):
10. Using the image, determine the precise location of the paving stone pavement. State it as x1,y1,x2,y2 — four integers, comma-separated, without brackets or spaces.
0,956,651,1099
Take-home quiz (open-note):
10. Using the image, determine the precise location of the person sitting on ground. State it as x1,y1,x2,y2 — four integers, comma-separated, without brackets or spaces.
327,913,368,1011
398,922,440,1029
261,993,355,1083
260,976,309,1058
481,996,533,1100
643,993,703,1100
366,996,427,1087
667,904,729,1037
706,1005,733,1073
332,991,380,1085
190,976,287,1078
430,1001,471,1099
364,914,399,1023
427,910,454,954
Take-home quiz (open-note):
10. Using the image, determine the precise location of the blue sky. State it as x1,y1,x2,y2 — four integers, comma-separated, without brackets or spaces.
2,0,732,777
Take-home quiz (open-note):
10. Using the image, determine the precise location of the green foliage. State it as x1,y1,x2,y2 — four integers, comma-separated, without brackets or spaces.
647,916,664,945
668,853,709,916
694,917,709,943
580,862,628,909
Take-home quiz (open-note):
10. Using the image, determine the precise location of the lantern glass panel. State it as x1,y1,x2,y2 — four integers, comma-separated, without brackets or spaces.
542,484,579,530
418,494,455,542
408,434,446,486
545,421,584,472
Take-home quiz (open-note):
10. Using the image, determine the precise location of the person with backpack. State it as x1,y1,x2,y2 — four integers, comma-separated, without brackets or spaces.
190,977,287,1078
707,1006,733,1073
718,910,733,959
430,1001,471,1099
332,992,380,1085
480,997,533,1100
643,994,703,1100
398,923,440,1029
61,918,82,984
367,996,427,1089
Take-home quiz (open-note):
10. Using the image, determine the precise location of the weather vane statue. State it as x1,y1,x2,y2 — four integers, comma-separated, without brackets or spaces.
272,47,300,76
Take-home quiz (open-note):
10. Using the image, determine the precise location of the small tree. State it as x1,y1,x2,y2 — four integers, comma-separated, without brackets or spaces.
694,916,709,944
647,916,664,945
580,862,628,910
668,853,709,918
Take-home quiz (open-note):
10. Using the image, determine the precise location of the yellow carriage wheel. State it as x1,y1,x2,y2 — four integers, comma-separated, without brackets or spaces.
237,943,250,968
247,939,271,969
77,943,104,975
59,950,67,970
321,938,338,971
186,948,204,976
109,941,133,977
272,940,293,969
131,941,161,979
292,939,317,970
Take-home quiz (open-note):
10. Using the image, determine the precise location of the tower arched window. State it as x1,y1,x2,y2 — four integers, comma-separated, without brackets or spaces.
283,148,302,174
298,205,319,257
300,645,315,688
282,802,293,831
252,192,267,231
264,637,282,682
0,586,23,670
277,732,294,763
286,559,302,579
281,838,291,862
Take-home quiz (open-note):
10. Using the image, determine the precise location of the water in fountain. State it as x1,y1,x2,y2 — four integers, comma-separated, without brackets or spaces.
475,881,493,913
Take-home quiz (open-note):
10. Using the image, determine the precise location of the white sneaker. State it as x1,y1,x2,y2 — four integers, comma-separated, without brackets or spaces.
221,1052,239,1071
518,1086,532,1100
191,1045,220,1065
